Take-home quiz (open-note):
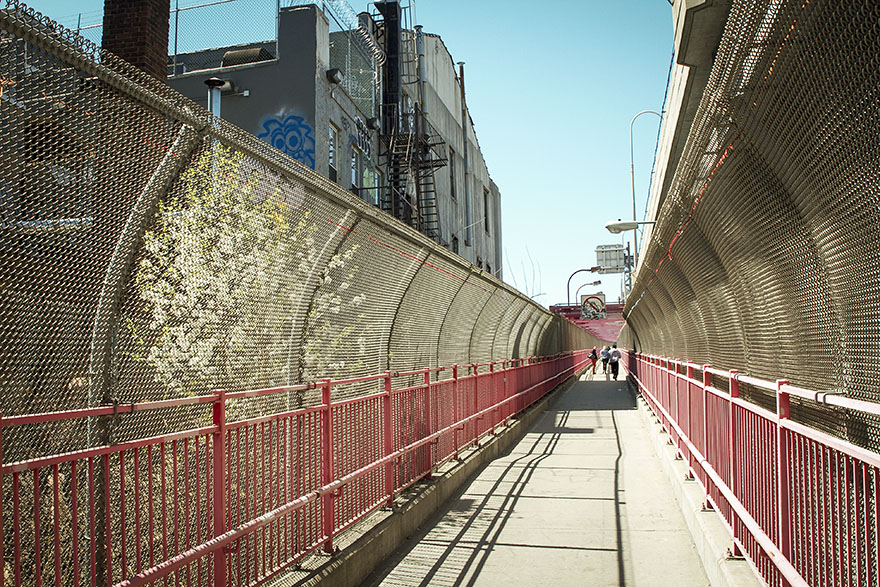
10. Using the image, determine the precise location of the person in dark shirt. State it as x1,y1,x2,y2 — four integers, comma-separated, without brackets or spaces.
609,344,622,380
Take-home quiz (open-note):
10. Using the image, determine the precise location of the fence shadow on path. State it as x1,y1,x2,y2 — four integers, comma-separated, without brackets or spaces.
361,375,638,587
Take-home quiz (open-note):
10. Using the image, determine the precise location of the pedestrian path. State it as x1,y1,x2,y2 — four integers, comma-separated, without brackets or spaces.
362,371,710,587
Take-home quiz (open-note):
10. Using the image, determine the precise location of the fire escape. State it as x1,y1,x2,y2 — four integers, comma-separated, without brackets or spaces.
376,0,448,247
380,103,447,244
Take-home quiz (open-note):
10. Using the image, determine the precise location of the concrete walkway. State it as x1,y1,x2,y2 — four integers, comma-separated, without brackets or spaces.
362,371,710,587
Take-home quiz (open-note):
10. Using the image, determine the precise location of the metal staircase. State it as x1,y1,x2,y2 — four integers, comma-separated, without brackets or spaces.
379,103,447,245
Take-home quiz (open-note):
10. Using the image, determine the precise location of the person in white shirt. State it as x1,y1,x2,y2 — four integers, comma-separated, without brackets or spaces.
609,343,622,380
600,346,610,373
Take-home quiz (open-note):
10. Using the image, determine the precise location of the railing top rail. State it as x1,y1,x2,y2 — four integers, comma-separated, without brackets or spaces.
630,350,880,417
0,350,583,430
2,424,217,474
1,394,218,428
781,382,880,417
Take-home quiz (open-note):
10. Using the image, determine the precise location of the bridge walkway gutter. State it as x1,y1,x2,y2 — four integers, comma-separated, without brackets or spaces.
361,369,757,587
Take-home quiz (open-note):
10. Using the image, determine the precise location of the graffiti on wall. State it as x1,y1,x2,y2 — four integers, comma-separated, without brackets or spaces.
258,114,316,169
354,117,372,158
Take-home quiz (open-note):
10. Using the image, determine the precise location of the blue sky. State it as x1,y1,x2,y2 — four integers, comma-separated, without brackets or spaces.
26,0,673,307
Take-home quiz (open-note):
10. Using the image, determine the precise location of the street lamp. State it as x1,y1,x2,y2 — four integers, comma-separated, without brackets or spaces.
604,219,656,234
629,110,662,266
574,280,601,302
566,267,600,306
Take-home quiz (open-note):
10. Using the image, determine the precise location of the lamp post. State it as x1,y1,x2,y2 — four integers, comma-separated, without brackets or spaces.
630,110,662,267
566,267,600,306
604,220,656,234
574,280,601,303
604,221,656,295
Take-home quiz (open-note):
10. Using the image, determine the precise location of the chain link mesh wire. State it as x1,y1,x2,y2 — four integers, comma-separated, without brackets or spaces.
0,0,597,459
620,0,880,449
0,5,599,582
169,0,280,76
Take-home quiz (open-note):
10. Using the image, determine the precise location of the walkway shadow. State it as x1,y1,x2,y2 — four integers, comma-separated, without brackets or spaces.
362,377,638,587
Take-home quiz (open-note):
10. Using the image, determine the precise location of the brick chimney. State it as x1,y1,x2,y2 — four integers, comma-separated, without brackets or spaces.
102,0,169,80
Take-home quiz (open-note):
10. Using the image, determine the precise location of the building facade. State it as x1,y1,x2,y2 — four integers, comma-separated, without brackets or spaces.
167,1,502,277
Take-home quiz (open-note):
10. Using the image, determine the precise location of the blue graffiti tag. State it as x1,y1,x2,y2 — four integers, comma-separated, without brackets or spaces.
258,114,316,169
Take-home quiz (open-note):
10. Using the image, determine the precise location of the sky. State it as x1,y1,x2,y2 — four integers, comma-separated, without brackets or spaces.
25,0,674,308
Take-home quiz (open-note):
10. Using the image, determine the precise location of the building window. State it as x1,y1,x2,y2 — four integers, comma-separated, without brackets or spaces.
483,187,490,233
328,124,339,182
362,162,378,206
448,147,456,200
451,236,459,254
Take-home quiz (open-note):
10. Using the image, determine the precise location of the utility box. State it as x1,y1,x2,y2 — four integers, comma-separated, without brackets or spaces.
596,244,627,274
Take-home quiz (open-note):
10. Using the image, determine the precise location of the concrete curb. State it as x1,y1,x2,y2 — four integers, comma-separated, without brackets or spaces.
280,371,582,587
633,387,761,587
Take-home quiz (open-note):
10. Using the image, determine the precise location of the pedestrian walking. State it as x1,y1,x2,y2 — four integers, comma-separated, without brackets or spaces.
588,347,598,374
609,343,622,380
600,346,610,374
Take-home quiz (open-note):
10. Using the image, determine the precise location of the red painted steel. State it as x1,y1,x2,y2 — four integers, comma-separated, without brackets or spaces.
626,351,880,587
0,351,588,586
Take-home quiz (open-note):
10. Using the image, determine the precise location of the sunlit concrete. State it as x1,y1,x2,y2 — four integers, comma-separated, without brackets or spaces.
362,372,710,587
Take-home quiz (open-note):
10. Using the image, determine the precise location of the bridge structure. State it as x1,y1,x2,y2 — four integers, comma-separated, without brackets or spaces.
1,0,879,585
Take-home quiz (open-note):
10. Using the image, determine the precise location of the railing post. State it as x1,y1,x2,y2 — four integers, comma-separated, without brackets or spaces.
489,362,496,434
212,391,227,587
686,362,694,454
383,371,394,506
702,365,712,509
423,368,432,480
776,379,792,584
472,363,479,445
502,360,509,422
728,369,741,556
452,365,460,460
320,378,335,552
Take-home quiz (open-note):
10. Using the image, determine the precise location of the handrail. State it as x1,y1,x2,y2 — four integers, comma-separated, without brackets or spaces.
0,356,541,432
0,349,590,586
634,351,880,416
625,350,880,587
114,355,588,586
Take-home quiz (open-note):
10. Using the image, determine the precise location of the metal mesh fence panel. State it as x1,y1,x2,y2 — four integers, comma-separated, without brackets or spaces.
169,0,279,75
0,0,595,456
621,0,880,449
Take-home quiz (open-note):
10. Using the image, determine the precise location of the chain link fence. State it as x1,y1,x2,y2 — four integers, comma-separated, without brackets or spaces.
0,0,596,464
620,0,880,449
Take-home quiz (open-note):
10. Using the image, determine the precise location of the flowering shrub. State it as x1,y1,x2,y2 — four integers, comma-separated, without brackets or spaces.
129,145,366,402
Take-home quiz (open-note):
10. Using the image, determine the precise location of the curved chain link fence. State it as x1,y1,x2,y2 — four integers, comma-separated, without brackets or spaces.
621,0,880,448
0,1,598,463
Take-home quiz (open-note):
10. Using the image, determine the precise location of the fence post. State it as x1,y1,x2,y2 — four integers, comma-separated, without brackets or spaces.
501,361,509,422
686,362,694,459
384,371,394,506
776,379,792,584
472,363,479,446
452,365,459,460
728,369,741,556
320,379,335,552
489,362,496,434
212,391,227,587
423,368,432,480
702,365,712,509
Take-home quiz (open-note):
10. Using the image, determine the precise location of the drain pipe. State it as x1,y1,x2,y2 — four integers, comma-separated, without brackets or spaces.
415,25,427,116
458,62,471,246
206,76,226,118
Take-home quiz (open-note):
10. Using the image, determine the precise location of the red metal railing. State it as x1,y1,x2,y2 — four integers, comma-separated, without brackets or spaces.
626,351,880,587
0,351,590,586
